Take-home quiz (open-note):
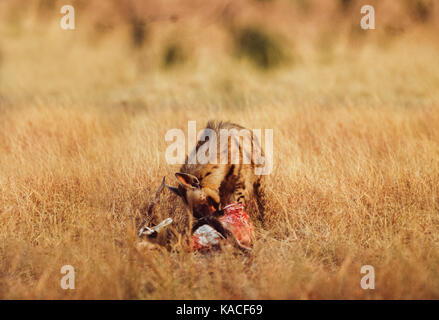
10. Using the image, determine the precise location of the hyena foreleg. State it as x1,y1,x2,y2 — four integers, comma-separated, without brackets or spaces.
253,177,267,225
230,175,266,225
230,179,247,205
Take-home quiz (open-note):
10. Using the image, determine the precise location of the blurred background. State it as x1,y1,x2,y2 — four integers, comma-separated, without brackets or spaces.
0,0,438,109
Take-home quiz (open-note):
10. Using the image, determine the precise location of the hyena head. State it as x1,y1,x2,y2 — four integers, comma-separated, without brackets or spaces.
166,173,220,219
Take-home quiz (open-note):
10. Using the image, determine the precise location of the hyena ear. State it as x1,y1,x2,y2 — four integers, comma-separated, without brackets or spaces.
165,184,181,196
175,172,200,189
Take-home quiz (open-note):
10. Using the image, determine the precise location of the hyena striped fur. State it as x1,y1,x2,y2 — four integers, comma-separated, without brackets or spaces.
166,120,267,224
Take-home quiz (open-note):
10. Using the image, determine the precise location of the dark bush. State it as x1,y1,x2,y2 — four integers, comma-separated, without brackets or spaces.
162,43,186,69
233,26,287,70
408,0,434,23
130,18,147,48
339,0,356,12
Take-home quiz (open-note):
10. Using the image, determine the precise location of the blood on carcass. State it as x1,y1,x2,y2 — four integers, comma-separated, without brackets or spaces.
191,203,254,251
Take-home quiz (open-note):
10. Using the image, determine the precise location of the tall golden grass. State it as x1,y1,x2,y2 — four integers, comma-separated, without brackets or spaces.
1,0,439,299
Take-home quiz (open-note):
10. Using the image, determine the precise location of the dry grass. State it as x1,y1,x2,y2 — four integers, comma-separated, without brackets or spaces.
1,0,439,299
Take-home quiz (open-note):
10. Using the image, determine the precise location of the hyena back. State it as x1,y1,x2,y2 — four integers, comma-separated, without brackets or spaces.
167,120,267,223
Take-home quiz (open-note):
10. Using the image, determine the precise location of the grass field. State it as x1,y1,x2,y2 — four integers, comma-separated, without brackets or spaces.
1,0,439,299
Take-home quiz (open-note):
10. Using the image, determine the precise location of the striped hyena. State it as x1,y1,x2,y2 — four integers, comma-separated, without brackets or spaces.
166,121,267,228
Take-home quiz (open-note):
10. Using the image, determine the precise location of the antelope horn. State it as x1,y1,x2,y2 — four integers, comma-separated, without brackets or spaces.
138,176,166,237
